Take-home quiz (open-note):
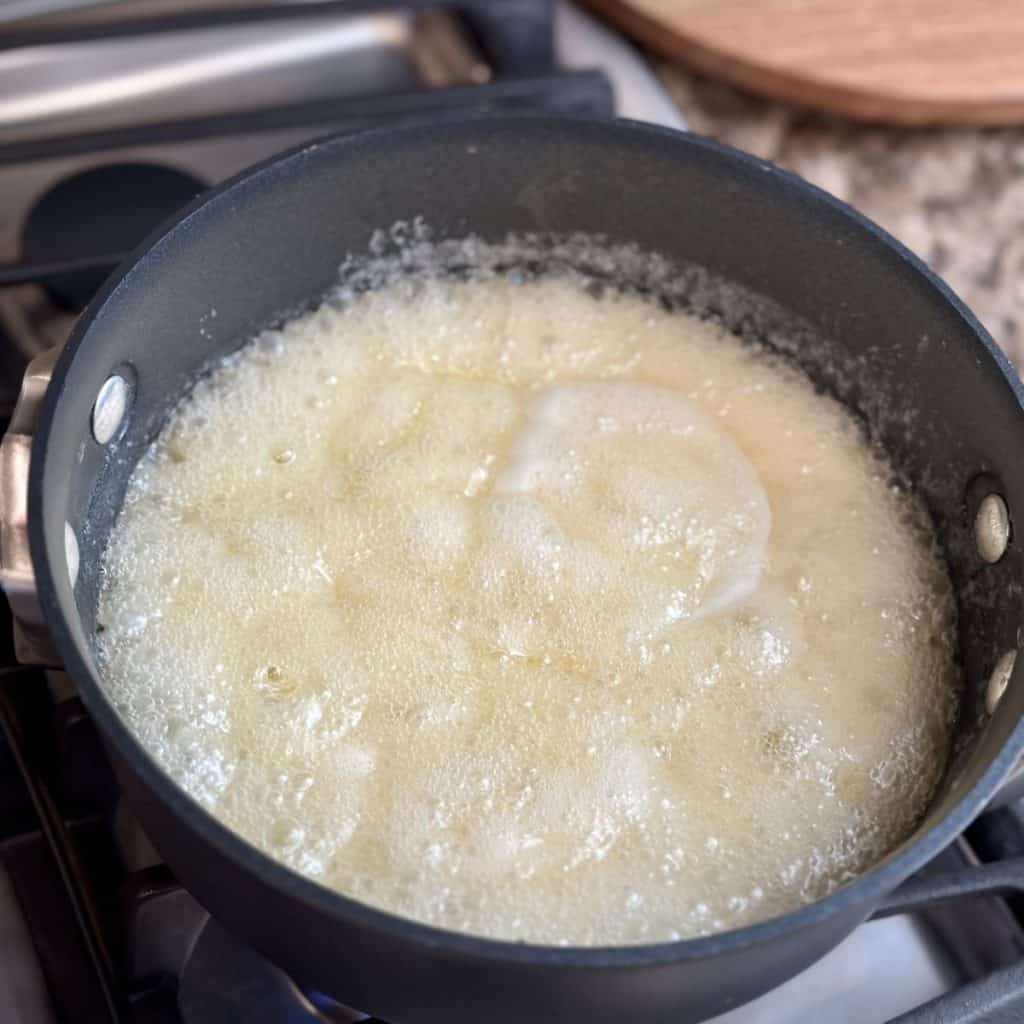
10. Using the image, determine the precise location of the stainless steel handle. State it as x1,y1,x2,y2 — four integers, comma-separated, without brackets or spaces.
0,0,125,23
0,346,60,666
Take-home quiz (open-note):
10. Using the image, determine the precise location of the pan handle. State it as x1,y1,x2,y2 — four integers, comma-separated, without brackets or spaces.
0,346,61,666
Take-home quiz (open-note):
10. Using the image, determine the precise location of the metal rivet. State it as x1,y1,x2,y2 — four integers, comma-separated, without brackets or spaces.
92,374,129,445
985,649,1017,715
975,493,1011,564
65,521,79,589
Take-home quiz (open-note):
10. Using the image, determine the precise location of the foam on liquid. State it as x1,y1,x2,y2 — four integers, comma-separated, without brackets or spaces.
97,272,959,945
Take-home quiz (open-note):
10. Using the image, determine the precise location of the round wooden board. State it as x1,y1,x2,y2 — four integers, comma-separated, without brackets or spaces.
580,0,1024,125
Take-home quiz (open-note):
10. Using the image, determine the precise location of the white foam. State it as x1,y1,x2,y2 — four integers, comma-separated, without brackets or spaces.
96,271,959,946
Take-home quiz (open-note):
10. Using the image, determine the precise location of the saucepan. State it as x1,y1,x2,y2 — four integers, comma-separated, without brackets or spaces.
5,116,1024,1023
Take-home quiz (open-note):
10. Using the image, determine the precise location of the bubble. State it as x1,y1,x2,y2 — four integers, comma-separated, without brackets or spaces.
95,263,958,947
270,817,306,853
252,665,297,701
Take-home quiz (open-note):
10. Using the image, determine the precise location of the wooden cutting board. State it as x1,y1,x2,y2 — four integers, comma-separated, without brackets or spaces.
580,0,1024,124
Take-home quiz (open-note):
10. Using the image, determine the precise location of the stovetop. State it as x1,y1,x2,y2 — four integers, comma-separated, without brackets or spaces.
3,3,1024,1023
0,0,680,417
6,658,1024,1024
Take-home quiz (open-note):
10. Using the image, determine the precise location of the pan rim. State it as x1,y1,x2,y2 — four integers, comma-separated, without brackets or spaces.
27,112,1024,969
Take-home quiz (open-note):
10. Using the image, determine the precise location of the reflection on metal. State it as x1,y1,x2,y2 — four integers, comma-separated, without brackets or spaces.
975,492,1011,564
986,649,1017,716
0,8,490,145
0,346,60,665
91,372,128,444
0,14,415,143
0,0,120,23
64,520,78,589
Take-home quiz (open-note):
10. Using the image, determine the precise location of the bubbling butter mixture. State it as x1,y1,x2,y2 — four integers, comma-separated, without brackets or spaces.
97,269,959,945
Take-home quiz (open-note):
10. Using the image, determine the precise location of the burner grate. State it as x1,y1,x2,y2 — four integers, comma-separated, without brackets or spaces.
4,666,1024,1024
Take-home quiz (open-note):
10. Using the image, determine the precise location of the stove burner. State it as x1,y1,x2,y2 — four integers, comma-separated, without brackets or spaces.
178,916,378,1024
21,163,206,310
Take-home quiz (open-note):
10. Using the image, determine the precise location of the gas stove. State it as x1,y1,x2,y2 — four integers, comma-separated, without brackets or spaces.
0,0,678,417
2,4,1024,1023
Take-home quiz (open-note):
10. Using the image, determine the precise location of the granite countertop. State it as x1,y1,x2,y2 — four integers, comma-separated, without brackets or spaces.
656,64,1024,368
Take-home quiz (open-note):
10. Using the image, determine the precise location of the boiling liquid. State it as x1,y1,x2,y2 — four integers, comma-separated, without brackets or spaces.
97,273,958,945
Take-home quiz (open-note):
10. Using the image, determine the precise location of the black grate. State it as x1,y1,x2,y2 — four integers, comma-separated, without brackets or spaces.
5,660,1024,1023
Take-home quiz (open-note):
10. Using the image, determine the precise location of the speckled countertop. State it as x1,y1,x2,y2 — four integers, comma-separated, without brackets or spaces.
656,64,1024,368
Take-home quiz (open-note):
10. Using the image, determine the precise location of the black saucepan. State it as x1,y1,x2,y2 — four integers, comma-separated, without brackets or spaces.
19,116,1024,1023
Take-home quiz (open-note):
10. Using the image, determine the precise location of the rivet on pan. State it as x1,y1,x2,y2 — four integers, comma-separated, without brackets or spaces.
985,649,1017,715
65,521,79,589
92,374,129,445
975,493,1011,564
